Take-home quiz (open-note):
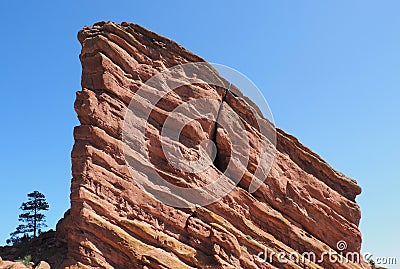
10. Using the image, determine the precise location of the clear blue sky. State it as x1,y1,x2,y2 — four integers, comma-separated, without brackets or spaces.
0,1,398,267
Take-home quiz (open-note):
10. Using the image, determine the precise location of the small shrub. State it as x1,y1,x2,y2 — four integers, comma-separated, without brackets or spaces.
15,254,32,268
245,235,252,240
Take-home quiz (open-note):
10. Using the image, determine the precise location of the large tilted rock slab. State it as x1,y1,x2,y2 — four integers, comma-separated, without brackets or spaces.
58,21,369,269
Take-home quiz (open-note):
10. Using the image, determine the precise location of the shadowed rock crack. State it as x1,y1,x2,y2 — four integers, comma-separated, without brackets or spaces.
212,83,231,173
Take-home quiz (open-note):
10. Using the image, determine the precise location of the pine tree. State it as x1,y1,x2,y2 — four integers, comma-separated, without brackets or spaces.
7,191,49,245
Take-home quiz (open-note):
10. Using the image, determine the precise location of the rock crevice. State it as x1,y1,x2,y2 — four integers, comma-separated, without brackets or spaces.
212,83,230,173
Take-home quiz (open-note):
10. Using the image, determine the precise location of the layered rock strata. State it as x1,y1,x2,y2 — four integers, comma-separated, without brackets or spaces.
59,21,368,269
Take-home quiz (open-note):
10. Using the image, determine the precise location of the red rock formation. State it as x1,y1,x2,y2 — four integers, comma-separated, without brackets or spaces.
0,256,51,269
0,259,28,269
58,21,369,269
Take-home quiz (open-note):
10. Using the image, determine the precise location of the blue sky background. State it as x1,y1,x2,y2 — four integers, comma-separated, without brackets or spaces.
0,1,398,267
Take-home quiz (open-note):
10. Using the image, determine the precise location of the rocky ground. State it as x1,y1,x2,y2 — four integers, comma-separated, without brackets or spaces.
0,231,66,269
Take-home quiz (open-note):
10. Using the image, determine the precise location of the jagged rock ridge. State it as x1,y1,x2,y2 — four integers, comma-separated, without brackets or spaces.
58,21,368,269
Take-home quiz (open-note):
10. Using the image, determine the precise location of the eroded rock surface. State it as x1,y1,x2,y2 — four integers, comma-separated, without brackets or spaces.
0,257,51,269
59,21,369,269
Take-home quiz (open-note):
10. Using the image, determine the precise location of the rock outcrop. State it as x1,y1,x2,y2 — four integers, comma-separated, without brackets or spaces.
0,259,28,269
59,21,369,269
0,257,51,269
0,231,66,268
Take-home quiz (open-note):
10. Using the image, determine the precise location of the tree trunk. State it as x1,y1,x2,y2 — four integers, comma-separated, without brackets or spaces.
34,198,37,238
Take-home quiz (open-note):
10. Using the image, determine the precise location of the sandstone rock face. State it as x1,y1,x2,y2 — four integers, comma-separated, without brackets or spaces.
0,260,27,269
36,261,51,269
59,21,369,269
0,258,50,269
